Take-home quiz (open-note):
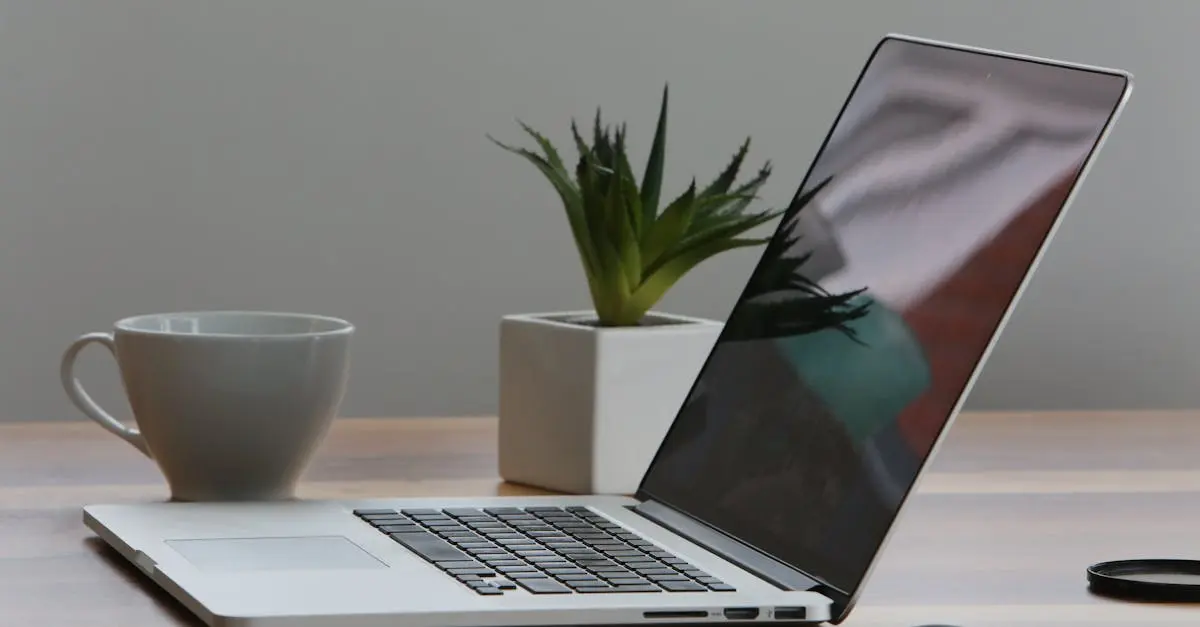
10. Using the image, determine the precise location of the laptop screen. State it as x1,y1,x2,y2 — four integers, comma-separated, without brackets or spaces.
638,37,1129,599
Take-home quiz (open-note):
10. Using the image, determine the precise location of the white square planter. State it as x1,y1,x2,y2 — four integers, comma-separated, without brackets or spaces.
498,310,722,495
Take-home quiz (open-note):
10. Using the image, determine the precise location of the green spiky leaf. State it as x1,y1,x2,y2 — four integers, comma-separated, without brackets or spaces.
640,84,669,224
487,135,595,276
640,179,697,268
699,137,751,199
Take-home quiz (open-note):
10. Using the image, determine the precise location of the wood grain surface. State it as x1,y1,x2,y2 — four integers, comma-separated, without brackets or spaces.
1,411,1196,626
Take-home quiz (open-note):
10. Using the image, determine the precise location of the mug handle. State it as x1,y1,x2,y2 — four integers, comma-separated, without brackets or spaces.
60,332,151,457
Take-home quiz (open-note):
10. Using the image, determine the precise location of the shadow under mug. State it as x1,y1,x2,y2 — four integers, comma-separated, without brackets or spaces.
60,311,353,502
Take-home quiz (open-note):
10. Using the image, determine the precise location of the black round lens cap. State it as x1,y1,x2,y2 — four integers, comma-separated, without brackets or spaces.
1088,559,1200,602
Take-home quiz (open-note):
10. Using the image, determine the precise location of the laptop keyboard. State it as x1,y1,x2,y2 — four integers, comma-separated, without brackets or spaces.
353,505,736,596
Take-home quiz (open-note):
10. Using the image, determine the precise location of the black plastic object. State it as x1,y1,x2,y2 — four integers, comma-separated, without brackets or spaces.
1088,559,1200,602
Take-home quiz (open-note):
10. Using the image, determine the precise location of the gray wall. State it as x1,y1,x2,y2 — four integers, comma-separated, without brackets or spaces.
5,0,1191,421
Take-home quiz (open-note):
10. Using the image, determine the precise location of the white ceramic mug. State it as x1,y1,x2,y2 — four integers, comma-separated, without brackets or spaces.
60,311,354,502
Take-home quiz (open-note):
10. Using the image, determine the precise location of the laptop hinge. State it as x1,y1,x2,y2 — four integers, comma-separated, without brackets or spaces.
631,500,832,593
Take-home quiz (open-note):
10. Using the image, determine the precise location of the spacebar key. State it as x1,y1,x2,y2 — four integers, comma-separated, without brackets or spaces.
390,531,469,563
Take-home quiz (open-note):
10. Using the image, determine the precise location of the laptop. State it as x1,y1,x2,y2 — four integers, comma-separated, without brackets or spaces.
83,34,1132,626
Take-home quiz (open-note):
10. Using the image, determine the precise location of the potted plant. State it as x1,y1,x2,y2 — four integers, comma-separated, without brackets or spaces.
489,85,785,494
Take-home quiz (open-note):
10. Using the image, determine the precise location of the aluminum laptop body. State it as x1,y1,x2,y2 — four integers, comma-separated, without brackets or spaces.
83,34,1133,627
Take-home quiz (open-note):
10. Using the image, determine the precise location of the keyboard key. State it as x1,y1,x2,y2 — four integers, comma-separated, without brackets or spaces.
483,559,525,567
492,580,518,590
648,574,690,583
524,506,566,513
496,514,538,523
477,528,520,538
515,577,571,594
391,531,469,563
436,560,482,570
458,542,500,551
507,571,547,579
483,507,524,515
682,569,710,578
576,559,618,568
512,549,555,558
696,576,724,585
563,551,605,561
446,567,496,577
660,580,707,592
474,586,504,596
426,523,466,532
612,584,661,593
377,524,422,533
362,514,407,523
606,577,650,586
567,580,610,590
707,583,736,592
497,565,536,575
527,555,568,564
636,568,677,577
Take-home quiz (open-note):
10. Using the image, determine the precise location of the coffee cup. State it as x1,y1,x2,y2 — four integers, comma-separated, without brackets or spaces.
60,311,353,502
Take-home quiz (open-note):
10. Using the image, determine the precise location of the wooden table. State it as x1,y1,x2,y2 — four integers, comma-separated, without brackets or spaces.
1,411,1197,626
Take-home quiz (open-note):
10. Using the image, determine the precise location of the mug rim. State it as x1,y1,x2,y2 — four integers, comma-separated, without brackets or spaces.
114,310,355,338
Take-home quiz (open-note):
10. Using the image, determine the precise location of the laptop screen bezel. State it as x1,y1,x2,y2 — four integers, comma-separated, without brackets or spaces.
633,33,1133,623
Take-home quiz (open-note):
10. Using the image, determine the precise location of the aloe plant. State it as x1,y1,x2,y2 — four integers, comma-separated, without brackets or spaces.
489,85,783,326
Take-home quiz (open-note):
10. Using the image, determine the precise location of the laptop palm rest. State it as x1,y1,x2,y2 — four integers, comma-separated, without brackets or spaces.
166,536,388,573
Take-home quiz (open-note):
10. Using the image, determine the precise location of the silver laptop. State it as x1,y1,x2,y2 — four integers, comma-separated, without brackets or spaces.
83,34,1132,627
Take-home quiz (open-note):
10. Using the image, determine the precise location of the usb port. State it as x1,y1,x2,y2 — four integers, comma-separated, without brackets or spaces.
723,608,759,620
773,607,806,620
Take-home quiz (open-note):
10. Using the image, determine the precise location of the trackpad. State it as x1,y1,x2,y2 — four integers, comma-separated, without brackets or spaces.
166,536,387,572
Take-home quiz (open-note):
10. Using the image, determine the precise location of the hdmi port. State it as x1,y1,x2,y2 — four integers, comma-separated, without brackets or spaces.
723,608,760,620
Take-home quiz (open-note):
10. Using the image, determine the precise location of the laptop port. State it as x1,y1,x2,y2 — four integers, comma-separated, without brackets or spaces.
723,608,759,620
773,607,807,620
644,611,709,619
